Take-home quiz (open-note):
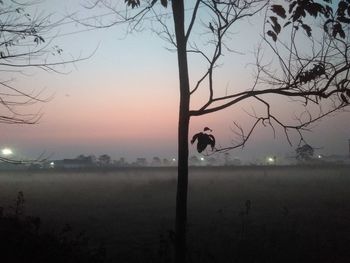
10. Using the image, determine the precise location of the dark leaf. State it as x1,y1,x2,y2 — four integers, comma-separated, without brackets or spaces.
270,16,278,24
346,89,350,97
333,23,346,38
289,1,297,14
332,23,340,37
338,16,350,23
191,132,215,153
151,0,157,6
271,5,286,18
324,19,334,33
267,30,277,41
209,22,214,33
272,23,281,34
125,0,140,8
341,93,349,103
325,5,333,17
160,0,167,8
33,35,44,45
301,24,312,37
305,7,317,17
338,1,347,16
293,6,306,21
270,16,281,34
284,21,292,27
305,3,325,17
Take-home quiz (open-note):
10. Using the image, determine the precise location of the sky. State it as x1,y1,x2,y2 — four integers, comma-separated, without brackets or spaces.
1,0,349,163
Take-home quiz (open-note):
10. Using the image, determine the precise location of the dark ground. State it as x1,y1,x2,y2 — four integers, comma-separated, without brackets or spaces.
0,165,349,262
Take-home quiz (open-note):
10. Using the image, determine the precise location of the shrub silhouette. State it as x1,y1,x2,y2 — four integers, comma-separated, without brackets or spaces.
0,191,105,263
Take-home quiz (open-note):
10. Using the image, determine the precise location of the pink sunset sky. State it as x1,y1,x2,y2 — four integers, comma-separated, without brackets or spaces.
1,0,349,162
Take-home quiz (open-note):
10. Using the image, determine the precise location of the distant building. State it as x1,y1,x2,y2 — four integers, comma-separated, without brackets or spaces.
52,155,96,169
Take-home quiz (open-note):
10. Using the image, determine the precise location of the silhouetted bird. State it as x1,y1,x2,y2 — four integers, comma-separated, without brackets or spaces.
191,128,216,153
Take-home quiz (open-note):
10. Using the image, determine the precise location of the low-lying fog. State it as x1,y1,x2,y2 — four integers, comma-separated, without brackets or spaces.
1,166,349,262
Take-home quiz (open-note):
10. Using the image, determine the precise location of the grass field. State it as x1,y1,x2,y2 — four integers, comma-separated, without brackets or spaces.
0,165,350,262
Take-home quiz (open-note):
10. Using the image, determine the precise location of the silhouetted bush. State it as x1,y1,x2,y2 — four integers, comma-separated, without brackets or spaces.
0,191,105,263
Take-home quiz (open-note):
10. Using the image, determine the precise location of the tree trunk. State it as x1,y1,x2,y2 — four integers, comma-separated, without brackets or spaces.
172,1,191,262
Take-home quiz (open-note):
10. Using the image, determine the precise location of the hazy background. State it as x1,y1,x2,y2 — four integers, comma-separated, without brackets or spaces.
2,0,349,162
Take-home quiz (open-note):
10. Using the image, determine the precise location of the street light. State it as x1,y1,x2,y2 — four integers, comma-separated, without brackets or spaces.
267,156,276,164
1,148,13,156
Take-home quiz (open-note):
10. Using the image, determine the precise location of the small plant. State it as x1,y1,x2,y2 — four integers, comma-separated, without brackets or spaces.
157,230,175,263
15,190,25,216
239,199,252,240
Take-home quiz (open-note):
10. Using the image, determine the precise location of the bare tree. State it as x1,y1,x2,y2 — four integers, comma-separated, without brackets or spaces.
77,0,349,262
2,1,55,125
296,144,314,162
0,1,87,164
98,154,111,166
243,0,350,148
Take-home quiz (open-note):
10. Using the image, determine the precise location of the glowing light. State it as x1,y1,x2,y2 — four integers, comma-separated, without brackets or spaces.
2,148,13,156
267,157,275,163
318,155,322,159
50,162,55,168
200,157,205,161
172,158,176,162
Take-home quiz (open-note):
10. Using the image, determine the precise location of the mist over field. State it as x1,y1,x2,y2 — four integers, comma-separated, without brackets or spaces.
1,166,350,262
2,0,350,263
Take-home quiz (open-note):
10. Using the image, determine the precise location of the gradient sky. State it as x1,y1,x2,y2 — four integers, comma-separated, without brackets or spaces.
1,0,349,163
